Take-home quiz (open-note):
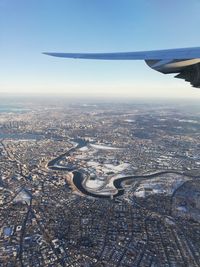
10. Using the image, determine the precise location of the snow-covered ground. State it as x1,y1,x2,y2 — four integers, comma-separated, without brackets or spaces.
124,119,135,123
133,174,190,198
82,160,130,194
87,161,130,174
79,146,89,151
69,141,78,147
90,144,120,150
134,190,146,198
85,179,104,189
176,206,187,212
104,163,130,172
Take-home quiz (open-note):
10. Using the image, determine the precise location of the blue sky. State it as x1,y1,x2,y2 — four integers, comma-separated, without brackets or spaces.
1,0,200,98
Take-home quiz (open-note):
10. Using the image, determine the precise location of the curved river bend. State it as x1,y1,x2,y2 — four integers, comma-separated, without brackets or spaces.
48,138,192,199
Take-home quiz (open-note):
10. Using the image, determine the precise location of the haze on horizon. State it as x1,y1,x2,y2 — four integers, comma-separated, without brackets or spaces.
1,0,200,99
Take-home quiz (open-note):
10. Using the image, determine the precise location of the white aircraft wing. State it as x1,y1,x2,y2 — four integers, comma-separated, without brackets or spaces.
43,47,200,88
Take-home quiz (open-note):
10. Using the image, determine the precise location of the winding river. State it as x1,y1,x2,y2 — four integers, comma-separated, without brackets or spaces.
48,138,194,198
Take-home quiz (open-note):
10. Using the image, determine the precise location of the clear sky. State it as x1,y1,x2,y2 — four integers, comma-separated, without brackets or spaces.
1,0,200,98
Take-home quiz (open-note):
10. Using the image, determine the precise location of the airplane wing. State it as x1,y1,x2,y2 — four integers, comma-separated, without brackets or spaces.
43,47,200,88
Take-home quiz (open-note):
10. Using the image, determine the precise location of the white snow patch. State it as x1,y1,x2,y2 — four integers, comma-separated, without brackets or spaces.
124,119,135,123
134,190,146,198
104,163,130,172
87,161,129,173
177,206,187,212
85,179,104,189
79,146,88,151
90,144,120,150
165,217,176,225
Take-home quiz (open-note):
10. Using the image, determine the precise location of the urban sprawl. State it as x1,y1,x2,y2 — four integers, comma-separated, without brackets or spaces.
0,99,200,267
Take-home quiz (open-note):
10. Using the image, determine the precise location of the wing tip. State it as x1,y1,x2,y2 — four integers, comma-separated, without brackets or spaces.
42,52,76,58
42,52,53,56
